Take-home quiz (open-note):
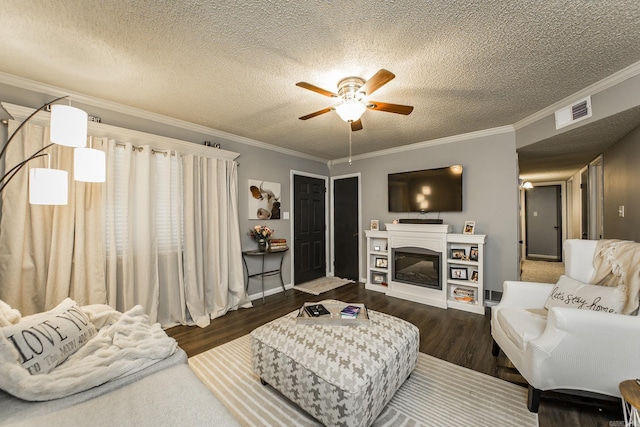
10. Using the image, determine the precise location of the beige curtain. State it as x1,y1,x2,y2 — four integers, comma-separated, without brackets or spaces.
0,121,106,315
182,155,250,327
1,120,249,327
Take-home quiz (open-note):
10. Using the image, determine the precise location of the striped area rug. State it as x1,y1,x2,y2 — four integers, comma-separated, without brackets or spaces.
189,335,538,427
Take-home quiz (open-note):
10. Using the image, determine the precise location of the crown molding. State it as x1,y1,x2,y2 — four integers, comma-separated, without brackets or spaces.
3,102,242,161
0,72,328,163
328,125,515,166
513,59,640,130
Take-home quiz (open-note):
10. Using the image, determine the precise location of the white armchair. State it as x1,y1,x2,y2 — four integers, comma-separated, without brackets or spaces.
491,239,640,412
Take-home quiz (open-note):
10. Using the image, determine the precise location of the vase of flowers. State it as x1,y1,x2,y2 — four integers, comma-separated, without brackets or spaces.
257,238,269,252
249,225,273,252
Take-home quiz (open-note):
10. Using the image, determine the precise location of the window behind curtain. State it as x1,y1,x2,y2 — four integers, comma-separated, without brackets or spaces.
106,147,182,254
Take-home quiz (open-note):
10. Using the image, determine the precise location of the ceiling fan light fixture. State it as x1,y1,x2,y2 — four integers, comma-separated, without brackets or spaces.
335,99,366,123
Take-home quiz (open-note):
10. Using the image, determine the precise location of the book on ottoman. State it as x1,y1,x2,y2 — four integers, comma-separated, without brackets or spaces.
296,302,369,325
304,303,331,317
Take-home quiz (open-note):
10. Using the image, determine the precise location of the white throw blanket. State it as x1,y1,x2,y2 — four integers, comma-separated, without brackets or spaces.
0,300,20,327
592,239,640,315
0,305,177,401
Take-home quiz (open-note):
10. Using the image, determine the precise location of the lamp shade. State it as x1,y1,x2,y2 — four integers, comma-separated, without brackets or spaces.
335,100,366,122
50,105,88,147
74,147,106,182
29,168,68,205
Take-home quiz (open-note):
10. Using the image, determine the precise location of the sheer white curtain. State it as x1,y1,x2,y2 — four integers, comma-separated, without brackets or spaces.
0,122,106,315
104,141,250,327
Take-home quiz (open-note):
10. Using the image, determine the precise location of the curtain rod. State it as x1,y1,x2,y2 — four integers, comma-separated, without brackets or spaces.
114,141,172,157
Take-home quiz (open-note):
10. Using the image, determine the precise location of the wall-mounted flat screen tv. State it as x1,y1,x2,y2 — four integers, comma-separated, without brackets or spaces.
388,165,463,212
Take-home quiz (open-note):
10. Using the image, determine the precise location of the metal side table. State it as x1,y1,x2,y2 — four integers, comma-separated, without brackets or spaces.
242,248,288,303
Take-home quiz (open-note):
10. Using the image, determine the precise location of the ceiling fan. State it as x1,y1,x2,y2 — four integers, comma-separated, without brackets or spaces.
296,69,414,132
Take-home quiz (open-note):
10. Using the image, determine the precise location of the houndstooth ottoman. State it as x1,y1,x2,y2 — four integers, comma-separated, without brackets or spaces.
250,301,419,426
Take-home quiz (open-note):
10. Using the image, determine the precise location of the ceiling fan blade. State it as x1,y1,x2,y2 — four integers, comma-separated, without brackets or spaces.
360,69,395,96
298,107,332,120
350,119,363,132
296,82,338,98
367,101,414,115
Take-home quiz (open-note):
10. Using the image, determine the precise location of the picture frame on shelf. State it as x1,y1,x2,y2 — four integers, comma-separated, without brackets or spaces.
370,220,379,230
450,248,466,259
372,273,385,283
375,257,388,268
470,270,479,283
469,246,479,261
463,221,475,234
450,267,468,280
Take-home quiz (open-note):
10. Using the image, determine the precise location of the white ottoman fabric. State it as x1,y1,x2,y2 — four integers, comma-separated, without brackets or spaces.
250,302,419,426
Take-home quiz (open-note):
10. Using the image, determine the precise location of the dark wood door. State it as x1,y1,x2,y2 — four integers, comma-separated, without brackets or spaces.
294,174,326,284
333,176,359,280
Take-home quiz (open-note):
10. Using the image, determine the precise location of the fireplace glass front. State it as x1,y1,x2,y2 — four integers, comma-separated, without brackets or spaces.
393,247,441,290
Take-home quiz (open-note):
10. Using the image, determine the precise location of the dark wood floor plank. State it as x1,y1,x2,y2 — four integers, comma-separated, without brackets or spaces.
166,283,623,427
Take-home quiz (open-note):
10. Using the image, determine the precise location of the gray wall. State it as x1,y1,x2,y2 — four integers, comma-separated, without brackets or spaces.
330,130,520,292
603,123,640,241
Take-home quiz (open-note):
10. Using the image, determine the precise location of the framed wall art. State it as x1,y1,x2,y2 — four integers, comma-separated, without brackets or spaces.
248,179,281,220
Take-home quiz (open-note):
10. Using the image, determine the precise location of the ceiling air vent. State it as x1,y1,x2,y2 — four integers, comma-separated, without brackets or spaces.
555,96,592,130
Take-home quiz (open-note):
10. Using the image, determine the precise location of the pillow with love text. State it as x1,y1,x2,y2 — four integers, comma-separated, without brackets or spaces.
0,298,97,375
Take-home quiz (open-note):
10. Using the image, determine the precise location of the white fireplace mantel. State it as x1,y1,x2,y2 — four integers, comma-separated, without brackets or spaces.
385,223,452,308
365,224,486,313
385,223,451,234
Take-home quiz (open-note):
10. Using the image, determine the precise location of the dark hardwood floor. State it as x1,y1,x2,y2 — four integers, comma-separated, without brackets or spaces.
167,282,623,427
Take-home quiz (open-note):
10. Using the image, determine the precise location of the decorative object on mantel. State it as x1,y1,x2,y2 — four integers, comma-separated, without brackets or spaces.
370,219,379,230
463,221,476,234
248,225,273,252
248,179,281,220
0,96,106,204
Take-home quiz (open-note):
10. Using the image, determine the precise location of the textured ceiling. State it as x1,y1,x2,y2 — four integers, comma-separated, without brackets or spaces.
1,1,639,179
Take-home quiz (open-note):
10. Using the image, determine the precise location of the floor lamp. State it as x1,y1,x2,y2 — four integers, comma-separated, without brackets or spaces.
0,96,103,204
